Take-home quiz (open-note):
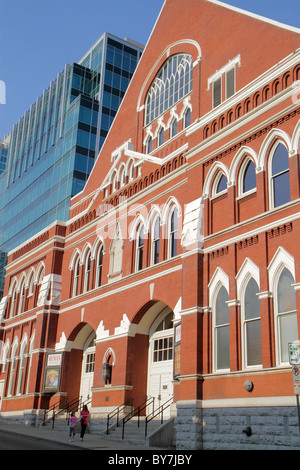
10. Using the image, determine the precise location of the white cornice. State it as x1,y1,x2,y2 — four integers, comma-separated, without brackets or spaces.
207,0,300,34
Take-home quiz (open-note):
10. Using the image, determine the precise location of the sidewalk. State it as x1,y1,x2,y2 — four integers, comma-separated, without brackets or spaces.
0,419,162,451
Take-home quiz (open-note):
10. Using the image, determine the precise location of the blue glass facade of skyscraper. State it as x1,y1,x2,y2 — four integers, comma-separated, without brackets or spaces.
0,33,143,295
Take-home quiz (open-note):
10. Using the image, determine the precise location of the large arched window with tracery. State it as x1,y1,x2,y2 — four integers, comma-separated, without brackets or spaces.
145,54,193,125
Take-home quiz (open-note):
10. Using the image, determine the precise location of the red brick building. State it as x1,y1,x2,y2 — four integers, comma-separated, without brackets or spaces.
1,0,300,450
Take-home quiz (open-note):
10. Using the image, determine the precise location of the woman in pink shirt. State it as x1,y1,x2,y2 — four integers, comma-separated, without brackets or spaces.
80,405,90,440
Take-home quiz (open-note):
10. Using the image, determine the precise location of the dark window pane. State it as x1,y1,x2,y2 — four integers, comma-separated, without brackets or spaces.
216,174,227,193
213,77,222,108
226,68,235,98
243,160,256,193
272,143,289,175
273,171,290,207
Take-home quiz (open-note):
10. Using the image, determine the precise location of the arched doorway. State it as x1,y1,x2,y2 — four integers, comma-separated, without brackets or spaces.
78,329,96,402
146,305,174,413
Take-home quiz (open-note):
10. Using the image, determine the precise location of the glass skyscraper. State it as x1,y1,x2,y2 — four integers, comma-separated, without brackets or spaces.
0,33,143,295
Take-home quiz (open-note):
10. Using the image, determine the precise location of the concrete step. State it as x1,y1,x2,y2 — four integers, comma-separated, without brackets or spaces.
104,417,165,445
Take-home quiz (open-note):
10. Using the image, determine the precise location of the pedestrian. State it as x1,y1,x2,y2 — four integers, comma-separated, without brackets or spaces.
69,412,77,442
80,405,90,440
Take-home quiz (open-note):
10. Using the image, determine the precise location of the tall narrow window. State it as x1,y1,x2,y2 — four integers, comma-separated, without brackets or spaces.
184,108,191,128
152,217,160,265
158,127,164,147
213,77,222,108
96,246,103,288
171,119,177,138
84,252,91,292
73,257,80,297
7,344,18,396
169,208,178,258
242,160,256,194
271,143,290,208
214,286,230,370
18,280,25,315
276,268,298,364
226,68,235,99
10,284,17,318
243,278,262,368
146,136,152,154
17,340,27,395
136,225,144,272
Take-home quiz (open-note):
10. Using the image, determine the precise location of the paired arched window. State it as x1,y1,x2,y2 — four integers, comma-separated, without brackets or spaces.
72,243,105,296
211,257,298,371
145,54,193,125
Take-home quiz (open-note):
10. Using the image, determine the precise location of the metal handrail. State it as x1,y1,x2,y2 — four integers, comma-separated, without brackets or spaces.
106,402,129,435
122,397,155,439
145,397,173,437
41,395,92,428
41,396,68,426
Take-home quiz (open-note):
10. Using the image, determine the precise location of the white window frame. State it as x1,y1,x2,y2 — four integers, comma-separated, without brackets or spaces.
268,141,291,210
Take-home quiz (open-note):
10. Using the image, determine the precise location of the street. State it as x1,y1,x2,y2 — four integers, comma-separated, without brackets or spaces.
0,430,79,450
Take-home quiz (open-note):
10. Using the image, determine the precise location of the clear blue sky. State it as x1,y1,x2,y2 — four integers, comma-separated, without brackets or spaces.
0,0,299,140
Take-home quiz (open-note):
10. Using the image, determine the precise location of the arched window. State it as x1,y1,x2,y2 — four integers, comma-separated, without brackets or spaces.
213,172,227,196
242,278,262,368
7,342,18,396
151,217,160,265
242,159,256,194
84,251,92,292
73,256,80,297
184,107,191,128
270,143,290,208
145,54,193,125
1,342,9,372
158,127,164,147
169,207,178,258
96,245,104,288
171,118,177,138
28,271,34,297
135,225,144,272
146,136,152,154
275,268,298,364
18,279,26,315
214,286,230,371
17,338,27,395
9,282,17,318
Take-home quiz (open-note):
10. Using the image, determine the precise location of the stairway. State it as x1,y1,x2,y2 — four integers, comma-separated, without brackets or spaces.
103,416,174,448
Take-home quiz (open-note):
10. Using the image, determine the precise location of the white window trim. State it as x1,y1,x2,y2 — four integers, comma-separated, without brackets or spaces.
209,268,230,373
268,247,296,366
237,156,257,198
268,141,290,211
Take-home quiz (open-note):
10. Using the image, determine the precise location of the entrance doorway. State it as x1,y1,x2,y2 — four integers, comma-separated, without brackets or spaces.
79,331,96,402
147,307,174,415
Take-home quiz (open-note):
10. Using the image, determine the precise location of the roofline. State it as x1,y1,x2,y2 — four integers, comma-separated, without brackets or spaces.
207,0,300,34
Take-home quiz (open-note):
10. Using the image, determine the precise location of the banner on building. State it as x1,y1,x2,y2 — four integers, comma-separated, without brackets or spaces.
43,353,62,393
